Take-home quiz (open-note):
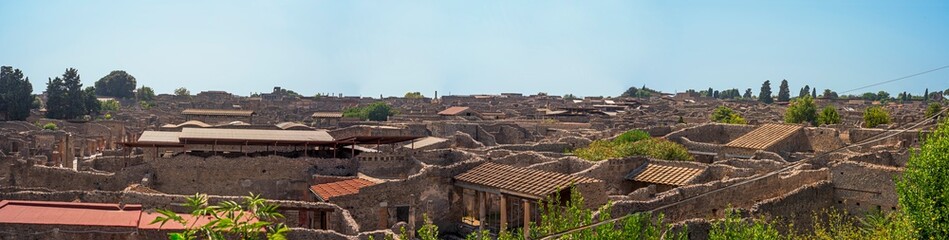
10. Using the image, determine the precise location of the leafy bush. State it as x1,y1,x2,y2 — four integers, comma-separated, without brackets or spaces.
42,123,57,130
896,118,949,238
925,103,942,118
404,92,424,99
817,106,841,125
342,102,394,121
785,95,817,125
574,137,692,161
711,106,747,124
863,106,890,128
100,99,120,111
709,209,781,240
613,130,650,144
151,193,290,240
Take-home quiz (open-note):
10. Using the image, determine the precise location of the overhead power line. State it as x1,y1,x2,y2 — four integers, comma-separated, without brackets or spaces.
839,64,949,95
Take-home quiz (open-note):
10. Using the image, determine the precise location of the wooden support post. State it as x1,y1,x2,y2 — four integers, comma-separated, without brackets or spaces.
320,211,328,230
523,199,531,239
500,194,508,231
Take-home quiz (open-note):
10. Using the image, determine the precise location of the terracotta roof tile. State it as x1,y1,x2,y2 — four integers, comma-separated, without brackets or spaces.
438,107,471,116
310,178,377,201
454,162,600,198
626,163,705,186
0,200,142,228
725,123,803,150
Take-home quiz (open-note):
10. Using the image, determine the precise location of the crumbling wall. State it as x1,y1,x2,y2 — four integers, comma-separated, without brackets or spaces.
829,161,902,215
664,123,756,144
574,157,649,195
525,157,595,175
803,128,847,153
751,181,835,233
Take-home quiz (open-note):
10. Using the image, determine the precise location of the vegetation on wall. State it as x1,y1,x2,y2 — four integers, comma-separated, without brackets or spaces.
711,106,747,124
863,106,891,128
574,130,692,161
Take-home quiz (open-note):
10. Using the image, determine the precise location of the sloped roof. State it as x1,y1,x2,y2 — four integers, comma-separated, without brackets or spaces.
0,200,142,228
276,122,312,130
438,106,471,116
725,123,803,150
179,128,334,143
161,120,212,129
625,163,704,186
403,137,448,149
137,131,182,144
454,162,601,199
309,178,377,201
312,112,344,118
182,109,255,117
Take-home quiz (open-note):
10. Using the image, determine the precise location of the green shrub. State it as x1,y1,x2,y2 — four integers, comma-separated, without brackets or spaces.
709,209,781,240
342,102,394,121
897,118,949,238
574,140,626,161
785,95,818,125
100,99,120,111
42,123,57,130
613,130,650,144
574,138,693,161
925,103,942,118
151,193,290,240
863,106,890,128
817,106,842,125
712,106,747,124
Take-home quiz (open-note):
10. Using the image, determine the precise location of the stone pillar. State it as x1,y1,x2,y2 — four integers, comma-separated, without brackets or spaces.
523,199,531,239
379,202,388,229
478,191,486,234
409,195,417,239
500,194,508,231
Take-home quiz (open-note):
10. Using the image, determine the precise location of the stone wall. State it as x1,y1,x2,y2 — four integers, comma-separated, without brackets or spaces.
829,161,902,215
750,181,835,233
664,123,756,144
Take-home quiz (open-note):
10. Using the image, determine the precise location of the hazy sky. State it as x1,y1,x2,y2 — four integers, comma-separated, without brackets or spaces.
2,0,948,97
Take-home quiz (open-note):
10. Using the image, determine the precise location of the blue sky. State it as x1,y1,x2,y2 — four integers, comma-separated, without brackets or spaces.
2,0,948,97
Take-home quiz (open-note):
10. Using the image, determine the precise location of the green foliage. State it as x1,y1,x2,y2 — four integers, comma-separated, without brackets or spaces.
743,88,753,99
342,102,394,121
863,106,891,128
817,106,842,125
175,87,191,96
925,103,942,118
45,68,91,120
137,86,156,102
575,136,692,161
563,94,579,101
0,66,34,121
151,193,290,240
614,129,650,144
94,70,137,98
785,96,818,125
404,92,425,99
711,106,747,124
417,215,439,240
83,87,101,116
822,89,839,99
139,101,154,110
621,86,658,98
42,122,58,130
777,79,790,102
100,99,120,111
709,209,781,240
897,118,949,238
759,80,774,104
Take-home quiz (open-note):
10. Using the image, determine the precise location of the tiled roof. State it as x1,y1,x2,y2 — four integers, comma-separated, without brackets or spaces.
312,112,344,118
310,178,377,201
182,109,255,117
403,137,448,149
625,163,705,186
0,200,142,228
438,106,471,116
454,162,601,198
724,123,803,150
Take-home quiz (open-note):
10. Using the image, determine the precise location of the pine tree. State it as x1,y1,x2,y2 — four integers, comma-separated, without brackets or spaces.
0,66,34,120
777,79,791,102
759,80,773,104
812,88,817,99
62,68,86,119
924,88,929,102
743,88,753,99
45,77,67,119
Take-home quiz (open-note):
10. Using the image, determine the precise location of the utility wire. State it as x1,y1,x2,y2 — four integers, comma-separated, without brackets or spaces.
536,104,948,240
838,64,949,95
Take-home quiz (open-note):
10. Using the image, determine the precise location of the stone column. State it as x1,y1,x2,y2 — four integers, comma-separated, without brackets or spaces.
478,191,486,234
523,199,531,239
379,202,388,229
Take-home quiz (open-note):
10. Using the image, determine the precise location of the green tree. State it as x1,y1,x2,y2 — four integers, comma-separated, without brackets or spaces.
711,106,747,124
822,89,838,99
709,209,781,240
896,117,949,239
100,99,120,111
743,88,753,99
863,106,891,128
924,88,929,102
151,193,290,240
404,92,424,99
342,102,394,121
563,94,579,101
42,122,58,130
0,66,34,121
799,85,811,98
175,87,191,96
777,79,790,102
83,86,101,116
759,80,773,104
94,70,137,98
137,86,156,102
44,77,67,119
925,103,942,118
785,96,818,126
817,106,842,125
62,68,86,119
812,88,817,99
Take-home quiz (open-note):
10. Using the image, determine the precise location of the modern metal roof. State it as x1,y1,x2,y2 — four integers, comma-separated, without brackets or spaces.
725,123,803,150
403,137,449,149
311,112,344,118
625,163,705,186
137,131,183,145
275,122,312,130
179,127,334,143
438,106,471,116
182,109,255,117
454,162,601,199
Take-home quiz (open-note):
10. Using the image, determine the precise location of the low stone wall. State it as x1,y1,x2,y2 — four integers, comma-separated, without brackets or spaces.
829,161,902,215
664,123,756,144
750,181,835,233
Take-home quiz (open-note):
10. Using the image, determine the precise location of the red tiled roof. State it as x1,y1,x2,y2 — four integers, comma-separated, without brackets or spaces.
0,200,142,228
625,163,705,186
454,162,601,199
310,178,377,201
138,211,254,230
438,106,471,116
